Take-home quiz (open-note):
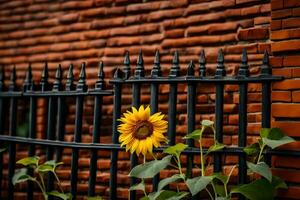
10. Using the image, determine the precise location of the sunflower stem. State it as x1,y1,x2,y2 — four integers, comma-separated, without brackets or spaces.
199,126,205,177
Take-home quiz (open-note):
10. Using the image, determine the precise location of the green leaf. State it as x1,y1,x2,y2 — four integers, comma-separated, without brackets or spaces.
186,176,213,196
129,182,145,191
247,162,272,182
184,129,202,140
207,143,225,154
16,156,39,167
87,197,103,200
0,148,6,153
37,160,63,173
12,168,36,185
216,197,229,200
140,197,150,200
267,128,285,140
244,143,260,156
163,143,188,157
263,136,295,149
48,191,72,200
212,173,227,184
148,190,189,200
157,174,184,191
271,176,288,190
37,164,54,173
215,184,226,197
260,128,271,138
231,178,275,200
129,155,172,179
201,120,214,127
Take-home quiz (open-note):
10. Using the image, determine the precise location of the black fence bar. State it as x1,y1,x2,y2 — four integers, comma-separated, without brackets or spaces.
261,51,272,166
186,61,196,179
8,67,17,200
46,65,61,195
0,67,4,199
238,49,250,185
214,49,226,172
88,61,105,196
24,65,36,200
168,51,180,146
151,50,161,191
71,63,87,198
130,51,144,200
109,68,123,200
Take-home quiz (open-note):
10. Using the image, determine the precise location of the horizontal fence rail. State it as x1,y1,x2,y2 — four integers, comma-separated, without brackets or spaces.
0,48,297,200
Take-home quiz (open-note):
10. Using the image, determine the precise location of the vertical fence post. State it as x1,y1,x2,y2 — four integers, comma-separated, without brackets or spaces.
238,49,249,185
8,67,17,200
88,61,105,196
151,50,161,191
214,49,225,172
24,64,37,200
109,67,123,200
261,50,272,165
0,67,4,199
186,61,196,179
46,65,62,195
130,51,144,200
168,51,180,145
56,64,72,161
71,63,87,198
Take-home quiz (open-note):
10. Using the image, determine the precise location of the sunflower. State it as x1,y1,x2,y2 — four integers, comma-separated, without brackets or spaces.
118,105,168,157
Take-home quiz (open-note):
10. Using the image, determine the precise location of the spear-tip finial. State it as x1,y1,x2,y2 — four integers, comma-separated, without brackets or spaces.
169,51,180,77
95,61,105,90
199,49,206,77
187,60,195,76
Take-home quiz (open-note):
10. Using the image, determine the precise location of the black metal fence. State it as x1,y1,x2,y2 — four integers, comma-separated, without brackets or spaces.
0,49,297,200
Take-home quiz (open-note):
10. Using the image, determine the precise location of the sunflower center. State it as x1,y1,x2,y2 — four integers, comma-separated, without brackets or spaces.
133,121,153,139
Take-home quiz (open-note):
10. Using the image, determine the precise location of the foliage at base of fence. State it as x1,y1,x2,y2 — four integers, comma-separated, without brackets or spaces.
124,106,294,200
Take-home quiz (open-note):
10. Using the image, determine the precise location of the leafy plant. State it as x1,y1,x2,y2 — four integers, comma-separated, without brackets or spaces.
13,156,72,200
119,105,295,200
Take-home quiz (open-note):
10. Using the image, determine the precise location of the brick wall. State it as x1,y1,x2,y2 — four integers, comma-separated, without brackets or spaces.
0,0,299,199
270,0,300,198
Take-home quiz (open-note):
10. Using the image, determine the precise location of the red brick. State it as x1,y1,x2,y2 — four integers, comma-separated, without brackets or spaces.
271,0,284,10
61,1,93,10
272,103,300,118
282,18,300,29
236,0,260,4
292,7,300,16
270,56,283,67
273,79,300,90
110,24,159,36
292,91,300,102
241,5,260,16
278,186,300,199
164,29,184,38
272,168,300,183
126,1,161,12
283,56,300,67
284,0,300,8
271,28,300,40
272,8,292,19
271,40,300,52
271,19,282,30
292,68,300,77
238,27,269,41
147,8,184,22
272,68,292,78
254,16,270,25
272,91,291,102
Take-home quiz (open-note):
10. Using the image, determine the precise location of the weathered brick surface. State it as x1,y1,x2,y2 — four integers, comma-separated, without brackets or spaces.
0,0,299,199
270,1,300,199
